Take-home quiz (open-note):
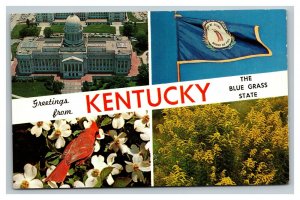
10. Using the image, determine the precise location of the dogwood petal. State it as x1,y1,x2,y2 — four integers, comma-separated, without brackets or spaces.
83,121,92,129
145,141,151,151
120,144,129,154
132,171,138,182
13,182,22,188
135,110,147,119
96,129,105,140
106,174,114,185
46,166,56,177
111,164,123,175
55,136,66,149
61,129,72,138
24,164,37,181
73,180,85,188
132,155,143,164
29,179,43,188
134,120,146,132
91,155,105,169
125,164,133,173
140,133,150,142
42,121,51,131
112,118,125,129
107,153,117,166
60,184,70,188
31,126,42,137
94,141,100,152
47,181,58,188
122,112,134,120
85,177,98,187
13,174,25,182
136,170,144,182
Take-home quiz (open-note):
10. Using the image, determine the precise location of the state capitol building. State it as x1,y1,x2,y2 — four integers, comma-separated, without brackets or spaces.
16,14,132,79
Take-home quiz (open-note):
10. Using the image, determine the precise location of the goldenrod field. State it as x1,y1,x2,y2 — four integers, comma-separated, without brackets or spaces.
153,97,288,186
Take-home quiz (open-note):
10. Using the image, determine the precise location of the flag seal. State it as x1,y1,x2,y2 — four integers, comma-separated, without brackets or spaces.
202,20,236,51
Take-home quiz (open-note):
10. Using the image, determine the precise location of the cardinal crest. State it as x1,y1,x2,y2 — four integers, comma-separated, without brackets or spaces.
202,20,235,51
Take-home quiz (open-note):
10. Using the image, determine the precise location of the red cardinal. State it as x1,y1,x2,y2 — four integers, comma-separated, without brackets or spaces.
45,121,99,183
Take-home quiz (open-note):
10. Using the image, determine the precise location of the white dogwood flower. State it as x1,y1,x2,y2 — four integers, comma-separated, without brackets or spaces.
83,115,98,129
134,110,150,132
108,113,133,129
85,155,107,187
13,164,43,189
30,121,51,137
48,120,72,149
104,153,123,185
108,130,129,154
125,154,151,182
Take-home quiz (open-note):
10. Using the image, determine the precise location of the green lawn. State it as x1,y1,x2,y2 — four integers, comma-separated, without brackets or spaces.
83,24,116,34
50,25,65,33
11,24,41,39
11,42,19,60
12,81,54,97
134,23,148,37
127,12,144,22
11,24,27,39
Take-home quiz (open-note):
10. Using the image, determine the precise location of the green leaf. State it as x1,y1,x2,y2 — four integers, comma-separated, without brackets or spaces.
94,179,102,188
66,178,74,185
112,177,132,188
101,117,112,126
68,168,75,176
100,167,113,182
45,152,57,158
48,157,60,165
126,117,136,125
73,130,82,136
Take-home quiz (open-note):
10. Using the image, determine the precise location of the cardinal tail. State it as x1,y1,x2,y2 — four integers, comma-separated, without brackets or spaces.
45,159,70,183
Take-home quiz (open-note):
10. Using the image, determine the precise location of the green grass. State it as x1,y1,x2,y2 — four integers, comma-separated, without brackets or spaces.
134,23,148,36
11,24,41,39
11,42,19,60
50,25,65,33
83,24,116,34
127,12,144,22
12,81,54,97
11,24,27,39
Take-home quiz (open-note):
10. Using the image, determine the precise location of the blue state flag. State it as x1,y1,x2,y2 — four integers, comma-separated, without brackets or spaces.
176,16,272,80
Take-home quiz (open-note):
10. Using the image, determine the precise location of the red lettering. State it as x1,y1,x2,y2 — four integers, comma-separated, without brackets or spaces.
86,94,101,113
103,92,113,111
180,84,195,103
115,91,131,110
195,83,210,101
146,88,162,107
131,89,144,108
164,86,178,105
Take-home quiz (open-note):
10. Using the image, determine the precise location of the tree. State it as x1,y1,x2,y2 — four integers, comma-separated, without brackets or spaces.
122,22,134,37
52,81,64,94
44,27,53,38
136,64,149,86
136,32,148,52
19,26,39,38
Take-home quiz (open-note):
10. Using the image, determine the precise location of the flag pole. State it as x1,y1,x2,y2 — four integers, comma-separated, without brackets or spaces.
174,11,182,82
177,62,181,82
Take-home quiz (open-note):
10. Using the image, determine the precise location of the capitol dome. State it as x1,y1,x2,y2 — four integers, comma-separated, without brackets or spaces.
65,14,81,27
63,14,83,47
